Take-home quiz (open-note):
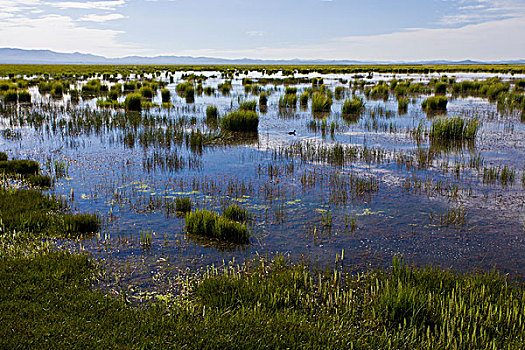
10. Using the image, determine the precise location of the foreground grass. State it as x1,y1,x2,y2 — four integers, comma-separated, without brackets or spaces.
0,187,99,238
1,252,525,349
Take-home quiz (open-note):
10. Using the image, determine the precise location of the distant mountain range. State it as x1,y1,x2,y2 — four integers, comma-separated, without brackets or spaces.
1,48,524,65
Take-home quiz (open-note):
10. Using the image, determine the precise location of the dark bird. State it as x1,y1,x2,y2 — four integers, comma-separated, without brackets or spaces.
288,130,296,135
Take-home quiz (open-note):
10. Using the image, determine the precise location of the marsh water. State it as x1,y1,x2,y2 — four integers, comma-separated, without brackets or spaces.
2,70,525,294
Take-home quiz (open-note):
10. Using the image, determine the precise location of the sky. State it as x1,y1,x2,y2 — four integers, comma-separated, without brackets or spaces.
0,0,524,61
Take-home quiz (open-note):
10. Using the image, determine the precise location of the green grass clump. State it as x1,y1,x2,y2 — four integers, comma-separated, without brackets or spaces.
123,81,136,91
0,159,39,175
139,86,154,99
82,79,106,95
278,94,297,109
17,90,31,103
434,82,447,94
370,84,389,100
51,82,65,97
206,105,218,122
422,95,448,112
0,152,7,161
223,204,249,223
161,88,170,103
204,86,215,96
430,116,480,140
341,97,365,115
299,91,309,107
285,86,297,95
221,110,259,133
184,86,195,103
107,90,118,101
397,97,409,113
185,209,249,243
26,174,52,187
239,100,257,112
311,92,332,113
259,92,268,107
0,188,98,238
334,86,345,100
3,90,17,103
175,197,192,213
176,81,193,95
124,93,142,111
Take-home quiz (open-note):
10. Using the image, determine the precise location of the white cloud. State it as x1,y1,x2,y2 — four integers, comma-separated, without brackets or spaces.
78,13,125,21
441,0,525,25
0,14,137,57
246,31,265,37
44,0,125,10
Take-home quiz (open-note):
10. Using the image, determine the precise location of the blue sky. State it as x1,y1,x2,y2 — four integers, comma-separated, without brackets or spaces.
0,0,524,60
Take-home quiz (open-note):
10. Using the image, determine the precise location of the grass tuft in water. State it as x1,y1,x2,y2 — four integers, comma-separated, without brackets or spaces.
430,116,480,141
223,204,249,223
221,110,259,133
124,93,142,111
239,100,257,112
161,88,170,103
422,95,448,112
175,197,192,213
185,209,249,243
311,92,332,113
341,97,365,115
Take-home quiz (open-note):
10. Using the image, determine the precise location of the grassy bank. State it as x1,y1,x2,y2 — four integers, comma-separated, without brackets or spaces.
1,250,525,349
